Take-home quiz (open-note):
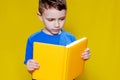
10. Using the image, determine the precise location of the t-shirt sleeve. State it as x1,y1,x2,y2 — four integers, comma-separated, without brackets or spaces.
24,38,33,64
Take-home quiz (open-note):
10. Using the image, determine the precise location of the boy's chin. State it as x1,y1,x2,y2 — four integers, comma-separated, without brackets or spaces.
43,29,61,35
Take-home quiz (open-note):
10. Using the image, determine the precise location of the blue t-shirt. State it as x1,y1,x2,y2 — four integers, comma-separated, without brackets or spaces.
24,30,76,64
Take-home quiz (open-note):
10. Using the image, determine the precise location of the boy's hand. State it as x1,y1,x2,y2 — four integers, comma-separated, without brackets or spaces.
81,48,91,60
26,59,40,73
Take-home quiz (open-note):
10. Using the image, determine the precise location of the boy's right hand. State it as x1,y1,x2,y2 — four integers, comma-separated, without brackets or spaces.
26,59,40,72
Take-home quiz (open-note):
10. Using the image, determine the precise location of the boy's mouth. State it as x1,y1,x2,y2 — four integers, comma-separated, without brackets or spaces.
52,29,61,32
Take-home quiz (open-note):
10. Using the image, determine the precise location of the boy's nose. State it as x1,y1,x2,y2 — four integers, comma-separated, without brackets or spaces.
55,20,60,28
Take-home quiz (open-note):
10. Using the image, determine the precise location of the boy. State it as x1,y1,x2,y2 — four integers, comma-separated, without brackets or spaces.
24,0,90,79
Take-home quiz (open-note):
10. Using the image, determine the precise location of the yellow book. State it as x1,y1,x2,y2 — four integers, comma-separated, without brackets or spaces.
32,37,88,80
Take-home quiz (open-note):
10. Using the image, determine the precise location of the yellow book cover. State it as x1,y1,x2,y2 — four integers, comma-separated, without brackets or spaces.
32,37,88,80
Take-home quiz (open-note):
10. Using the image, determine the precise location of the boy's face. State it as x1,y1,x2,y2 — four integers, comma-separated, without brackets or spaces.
39,8,66,35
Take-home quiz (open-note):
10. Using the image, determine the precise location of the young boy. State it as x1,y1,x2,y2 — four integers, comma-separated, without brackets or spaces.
24,0,90,79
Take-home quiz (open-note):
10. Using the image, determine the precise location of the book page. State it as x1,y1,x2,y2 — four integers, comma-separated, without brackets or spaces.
66,37,87,48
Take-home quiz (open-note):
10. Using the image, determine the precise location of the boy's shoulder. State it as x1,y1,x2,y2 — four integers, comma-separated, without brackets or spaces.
61,30,76,41
59,30,76,46
28,30,42,41
29,31,40,38
61,30,75,38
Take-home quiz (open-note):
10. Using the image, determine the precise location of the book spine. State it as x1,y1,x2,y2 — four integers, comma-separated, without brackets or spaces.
62,48,68,80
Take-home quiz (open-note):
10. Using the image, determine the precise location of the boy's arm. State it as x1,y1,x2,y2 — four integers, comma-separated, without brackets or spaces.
24,38,33,64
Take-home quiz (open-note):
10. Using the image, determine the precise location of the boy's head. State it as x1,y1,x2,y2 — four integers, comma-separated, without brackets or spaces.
38,0,67,35
38,0,67,15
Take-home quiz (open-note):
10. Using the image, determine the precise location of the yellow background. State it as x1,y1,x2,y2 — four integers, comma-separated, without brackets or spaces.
0,0,120,80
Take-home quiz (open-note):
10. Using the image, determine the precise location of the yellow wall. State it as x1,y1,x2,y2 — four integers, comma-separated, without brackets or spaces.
0,0,120,80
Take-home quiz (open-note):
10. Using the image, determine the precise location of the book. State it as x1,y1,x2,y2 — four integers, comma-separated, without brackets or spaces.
32,37,88,80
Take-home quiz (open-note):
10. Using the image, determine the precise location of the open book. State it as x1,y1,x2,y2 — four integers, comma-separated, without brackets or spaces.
32,37,88,80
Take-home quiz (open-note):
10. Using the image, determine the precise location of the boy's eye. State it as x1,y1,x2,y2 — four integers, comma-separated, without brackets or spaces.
47,19,54,21
59,17,65,21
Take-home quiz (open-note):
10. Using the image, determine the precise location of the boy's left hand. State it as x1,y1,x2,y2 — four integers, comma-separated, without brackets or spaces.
81,48,91,60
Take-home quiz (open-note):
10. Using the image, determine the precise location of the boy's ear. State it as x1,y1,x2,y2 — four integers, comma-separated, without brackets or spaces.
37,12,43,21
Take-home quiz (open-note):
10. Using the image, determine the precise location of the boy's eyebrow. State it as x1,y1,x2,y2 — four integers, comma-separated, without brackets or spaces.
59,16,66,19
46,16,66,19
